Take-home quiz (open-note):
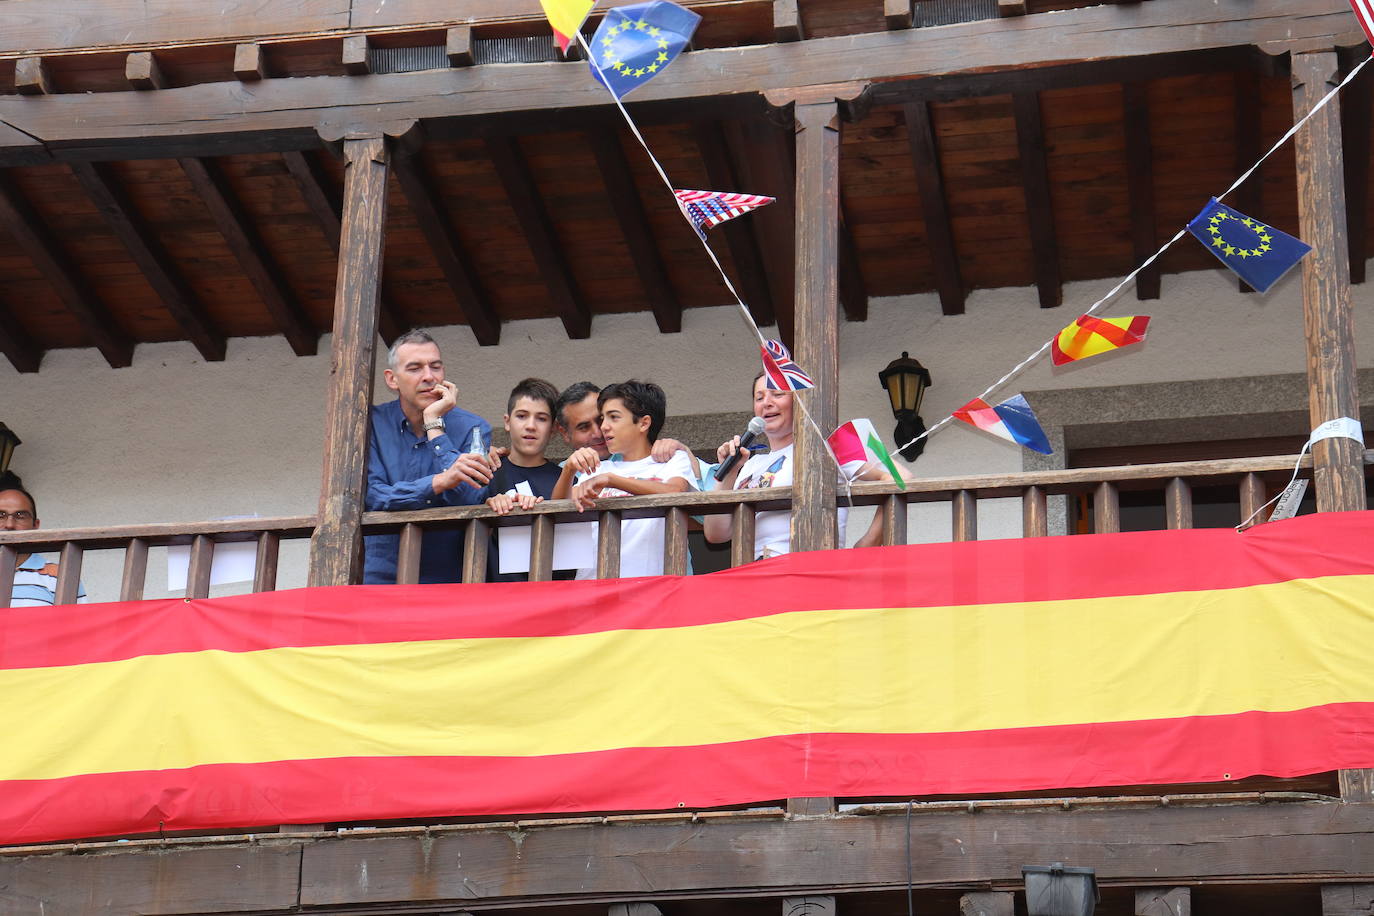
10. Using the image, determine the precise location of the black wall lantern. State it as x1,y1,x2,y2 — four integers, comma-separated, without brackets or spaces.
0,423,19,476
878,352,931,462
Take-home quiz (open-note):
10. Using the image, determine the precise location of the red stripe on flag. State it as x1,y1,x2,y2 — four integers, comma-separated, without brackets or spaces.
2,514,1373,670
5,702,1372,845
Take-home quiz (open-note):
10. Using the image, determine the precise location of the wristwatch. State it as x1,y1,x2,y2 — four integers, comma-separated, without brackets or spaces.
422,419,445,433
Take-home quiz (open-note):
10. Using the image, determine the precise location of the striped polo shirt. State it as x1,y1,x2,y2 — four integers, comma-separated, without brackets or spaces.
9,554,87,607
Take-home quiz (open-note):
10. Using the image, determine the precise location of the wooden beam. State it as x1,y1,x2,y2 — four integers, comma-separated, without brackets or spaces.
0,300,42,372
1012,91,1062,308
178,156,318,356
485,134,591,339
1136,887,1190,916
234,43,265,81
446,26,475,67
70,160,226,361
308,136,389,587
694,121,777,327
14,57,53,95
391,150,502,345
904,101,965,315
1340,48,1372,285
125,52,167,90
0,173,133,367
279,149,404,345
784,95,848,554
342,36,371,75
286,800,1374,909
586,130,682,334
1292,49,1365,517
774,0,804,42
2,0,1346,160
1122,81,1160,300
998,0,1028,16
885,0,914,29
1233,68,1264,293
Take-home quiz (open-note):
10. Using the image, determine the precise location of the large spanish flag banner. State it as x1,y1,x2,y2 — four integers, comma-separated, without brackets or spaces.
4,512,1374,845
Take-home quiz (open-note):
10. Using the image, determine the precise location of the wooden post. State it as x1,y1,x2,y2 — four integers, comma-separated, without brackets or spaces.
1294,50,1370,802
308,135,390,587
1293,50,1365,515
1023,485,1048,537
765,85,867,556
1164,477,1193,529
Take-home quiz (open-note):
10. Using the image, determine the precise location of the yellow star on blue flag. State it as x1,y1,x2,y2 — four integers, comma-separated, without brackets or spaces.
1186,197,1312,293
588,1,700,98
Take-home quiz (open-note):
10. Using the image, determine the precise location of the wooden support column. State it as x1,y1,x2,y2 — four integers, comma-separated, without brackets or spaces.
768,86,864,820
1292,50,1365,516
1293,50,1369,803
765,85,867,558
308,134,391,588
1136,887,1190,916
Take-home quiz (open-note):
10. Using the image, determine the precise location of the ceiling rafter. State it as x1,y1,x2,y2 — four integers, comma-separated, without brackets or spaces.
1122,81,1160,301
0,299,42,372
279,149,405,344
485,135,591,340
177,156,319,356
0,172,134,367
1011,91,1062,309
903,101,964,316
389,151,502,347
70,160,227,361
586,130,683,335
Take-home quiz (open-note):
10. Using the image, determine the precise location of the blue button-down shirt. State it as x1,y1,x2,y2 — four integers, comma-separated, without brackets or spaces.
363,399,491,584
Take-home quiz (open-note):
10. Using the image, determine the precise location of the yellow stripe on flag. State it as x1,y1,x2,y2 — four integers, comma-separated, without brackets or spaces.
5,574,1374,782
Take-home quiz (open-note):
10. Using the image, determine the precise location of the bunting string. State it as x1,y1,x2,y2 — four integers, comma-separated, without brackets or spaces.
892,52,1374,458
575,30,853,489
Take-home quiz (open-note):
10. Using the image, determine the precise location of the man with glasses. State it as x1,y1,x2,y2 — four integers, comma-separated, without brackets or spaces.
1,485,86,607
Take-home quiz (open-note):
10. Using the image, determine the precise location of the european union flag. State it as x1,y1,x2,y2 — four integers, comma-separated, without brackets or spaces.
587,1,700,99
1186,198,1312,293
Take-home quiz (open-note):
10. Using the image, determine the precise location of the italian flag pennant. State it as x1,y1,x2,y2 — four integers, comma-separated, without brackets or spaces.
828,418,906,490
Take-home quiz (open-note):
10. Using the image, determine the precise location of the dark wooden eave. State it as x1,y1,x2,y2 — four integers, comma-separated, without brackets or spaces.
0,0,1367,370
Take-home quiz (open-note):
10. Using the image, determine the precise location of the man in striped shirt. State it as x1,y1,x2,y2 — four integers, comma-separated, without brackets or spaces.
2,485,86,607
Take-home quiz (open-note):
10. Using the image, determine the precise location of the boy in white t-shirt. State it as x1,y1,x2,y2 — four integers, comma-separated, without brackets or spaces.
569,380,699,578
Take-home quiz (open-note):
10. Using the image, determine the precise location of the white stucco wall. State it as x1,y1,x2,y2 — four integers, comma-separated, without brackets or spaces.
1,262,1368,602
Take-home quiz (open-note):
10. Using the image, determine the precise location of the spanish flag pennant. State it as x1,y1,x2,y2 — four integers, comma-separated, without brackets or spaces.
1050,314,1151,366
540,0,595,53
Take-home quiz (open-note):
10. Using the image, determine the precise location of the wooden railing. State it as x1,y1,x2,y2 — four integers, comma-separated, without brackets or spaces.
2,452,1369,600
0,515,316,605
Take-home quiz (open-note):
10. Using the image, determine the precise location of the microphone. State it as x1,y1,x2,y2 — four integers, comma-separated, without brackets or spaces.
714,416,768,481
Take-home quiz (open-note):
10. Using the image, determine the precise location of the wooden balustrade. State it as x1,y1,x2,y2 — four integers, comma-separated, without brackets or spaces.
2,452,1369,604
0,515,316,603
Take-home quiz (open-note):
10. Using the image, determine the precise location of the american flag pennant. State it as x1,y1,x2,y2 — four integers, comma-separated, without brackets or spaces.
674,189,775,240
761,339,816,391
1050,315,1151,366
1349,0,1374,46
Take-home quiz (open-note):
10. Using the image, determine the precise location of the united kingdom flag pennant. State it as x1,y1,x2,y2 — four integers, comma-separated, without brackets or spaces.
761,339,815,391
1050,315,1151,366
